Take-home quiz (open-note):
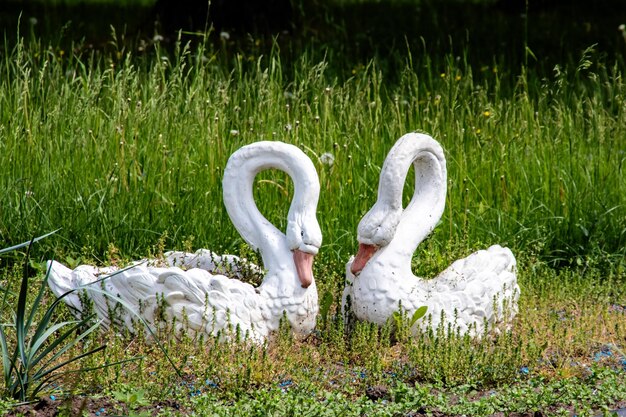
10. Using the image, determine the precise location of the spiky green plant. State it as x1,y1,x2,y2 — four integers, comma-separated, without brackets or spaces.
0,232,136,401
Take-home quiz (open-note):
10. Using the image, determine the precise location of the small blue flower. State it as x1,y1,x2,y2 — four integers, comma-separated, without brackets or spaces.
279,380,293,388
50,395,56,401
594,348,613,362
95,412,100,416
520,366,529,375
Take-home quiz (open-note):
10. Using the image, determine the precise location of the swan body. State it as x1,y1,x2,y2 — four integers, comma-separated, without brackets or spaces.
344,133,519,336
47,141,322,343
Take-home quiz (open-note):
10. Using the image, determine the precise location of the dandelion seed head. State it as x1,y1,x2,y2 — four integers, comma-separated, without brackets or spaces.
320,152,335,167
220,31,230,41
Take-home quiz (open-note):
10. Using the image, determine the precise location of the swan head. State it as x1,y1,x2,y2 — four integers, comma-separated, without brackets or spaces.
350,204,401,275
287,216,322,288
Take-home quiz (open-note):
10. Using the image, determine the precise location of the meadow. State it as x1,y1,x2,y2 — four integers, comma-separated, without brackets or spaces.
1,0,626,415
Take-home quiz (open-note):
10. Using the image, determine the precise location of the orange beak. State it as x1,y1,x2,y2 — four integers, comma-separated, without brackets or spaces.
350,243,378,275
293,250,315,288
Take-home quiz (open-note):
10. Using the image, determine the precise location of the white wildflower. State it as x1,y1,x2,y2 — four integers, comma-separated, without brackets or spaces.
220,31,230,41
230,129,239,136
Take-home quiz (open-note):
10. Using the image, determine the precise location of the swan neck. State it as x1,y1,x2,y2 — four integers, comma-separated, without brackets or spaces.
222,142,320,277
379,134,447,262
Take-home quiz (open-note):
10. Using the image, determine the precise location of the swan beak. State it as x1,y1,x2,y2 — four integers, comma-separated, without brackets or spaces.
350,243,378,275
293,250,315,288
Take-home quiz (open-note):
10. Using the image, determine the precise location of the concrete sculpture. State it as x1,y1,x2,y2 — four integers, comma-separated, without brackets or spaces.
47,141,322,342
344,133,519,336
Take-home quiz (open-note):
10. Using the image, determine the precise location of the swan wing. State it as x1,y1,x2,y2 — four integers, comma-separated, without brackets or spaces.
165,249,263,281
47,260,268,340
158,268,267,340
431,245,519,332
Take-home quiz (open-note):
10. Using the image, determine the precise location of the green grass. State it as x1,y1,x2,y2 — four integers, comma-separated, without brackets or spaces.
1,2,626,414
1,35,624,267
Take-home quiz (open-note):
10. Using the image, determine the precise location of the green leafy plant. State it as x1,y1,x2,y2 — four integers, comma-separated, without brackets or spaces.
112,386,151,417
0,233,113,401
391,304,428,342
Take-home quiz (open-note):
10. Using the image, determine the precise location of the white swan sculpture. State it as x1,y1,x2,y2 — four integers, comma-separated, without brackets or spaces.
47,141,322,343
344,133,519,336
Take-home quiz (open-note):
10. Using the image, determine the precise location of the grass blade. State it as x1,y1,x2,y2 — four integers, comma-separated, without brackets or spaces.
33,318,102,377
0,230,60,255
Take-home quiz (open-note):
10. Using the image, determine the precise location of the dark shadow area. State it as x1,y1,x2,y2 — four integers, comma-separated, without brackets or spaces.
1,0,625,73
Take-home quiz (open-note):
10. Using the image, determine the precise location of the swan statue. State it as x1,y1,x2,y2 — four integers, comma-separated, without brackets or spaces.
47,141,322,343
344,133,519,336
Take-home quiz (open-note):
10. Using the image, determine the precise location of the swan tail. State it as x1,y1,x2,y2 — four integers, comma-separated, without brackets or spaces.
433,245,519,334
46,260,85,312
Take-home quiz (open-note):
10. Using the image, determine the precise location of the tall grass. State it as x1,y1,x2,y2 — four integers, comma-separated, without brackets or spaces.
0,35,624,270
